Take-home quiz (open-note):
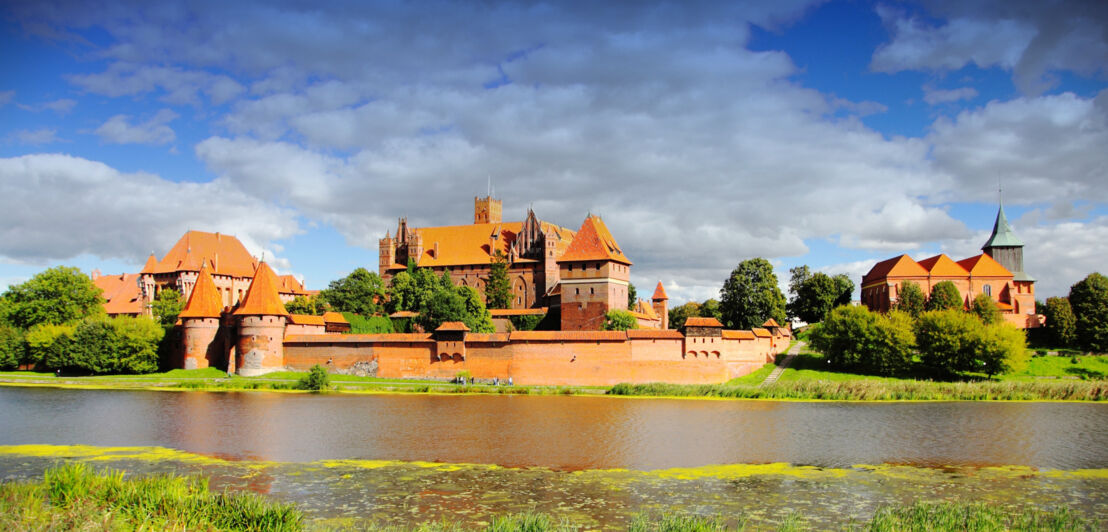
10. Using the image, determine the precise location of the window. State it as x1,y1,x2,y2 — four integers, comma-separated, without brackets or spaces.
575,288,580,295
590,287,594,295
983,285,992,297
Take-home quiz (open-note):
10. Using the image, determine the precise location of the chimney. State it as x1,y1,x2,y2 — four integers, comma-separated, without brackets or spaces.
433,241,439,258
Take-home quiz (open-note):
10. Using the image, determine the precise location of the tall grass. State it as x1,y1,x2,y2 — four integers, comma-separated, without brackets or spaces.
609,378,1107,401
2,462,302,531
863,501,1098,531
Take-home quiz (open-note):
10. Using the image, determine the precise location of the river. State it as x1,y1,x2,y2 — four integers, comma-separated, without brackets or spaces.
1,387,1105,528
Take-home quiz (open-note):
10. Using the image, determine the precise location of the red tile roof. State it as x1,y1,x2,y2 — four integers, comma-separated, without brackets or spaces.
722,330,756,340
322,311,348,324
140,253,157,274
403,220,576,269
179,265,224,318
284,333,433,344
509,330,628,341
558,215,632,265
957,253,1013,277
652,281,668,301
277,274,309,295
918,254,970,277
762,318,781,328
488,307,548,317
626,329,685,339
94,273,143,316
288,314,326,325
862,254,929,284
684,317,723,328
436,321,470,332
154,231,258,278
234,262,289,316
752,328,771,338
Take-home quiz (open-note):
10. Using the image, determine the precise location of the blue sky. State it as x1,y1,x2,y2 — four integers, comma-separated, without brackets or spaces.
1,0,1105,303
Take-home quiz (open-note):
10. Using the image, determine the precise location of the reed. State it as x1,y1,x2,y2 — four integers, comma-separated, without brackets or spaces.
608,378,1107,401
1,462,302,531
862,501,1098,531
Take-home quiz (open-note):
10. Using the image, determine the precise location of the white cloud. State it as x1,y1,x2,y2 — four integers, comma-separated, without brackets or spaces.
42,98,77,114
0,154,300,265
94,108,179,145
12,128,61,145
923,86,978,105
872,1,1108,95
68,63,245,105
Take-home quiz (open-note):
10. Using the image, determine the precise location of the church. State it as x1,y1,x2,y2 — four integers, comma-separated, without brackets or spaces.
860,202,1042,329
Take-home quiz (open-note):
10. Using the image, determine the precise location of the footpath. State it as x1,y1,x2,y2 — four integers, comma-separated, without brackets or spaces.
759,341,804,387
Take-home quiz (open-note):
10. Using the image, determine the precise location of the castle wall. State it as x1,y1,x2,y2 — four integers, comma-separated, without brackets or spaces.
282,329,775,386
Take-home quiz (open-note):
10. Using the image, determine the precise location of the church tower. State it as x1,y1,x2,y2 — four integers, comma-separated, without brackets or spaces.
982,201,1031,281
557,215,632,330
474,195,502,225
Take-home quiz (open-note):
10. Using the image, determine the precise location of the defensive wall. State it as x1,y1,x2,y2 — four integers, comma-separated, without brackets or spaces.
282,326,786,386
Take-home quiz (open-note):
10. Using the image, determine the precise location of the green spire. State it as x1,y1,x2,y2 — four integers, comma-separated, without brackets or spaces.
982,201,1024,248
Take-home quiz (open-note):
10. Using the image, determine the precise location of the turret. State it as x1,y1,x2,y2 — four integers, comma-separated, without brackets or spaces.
378,230,395,276
474,195,502,224
178,263,225,370
652,281,669,329
233,262,289,376
557,215,632,330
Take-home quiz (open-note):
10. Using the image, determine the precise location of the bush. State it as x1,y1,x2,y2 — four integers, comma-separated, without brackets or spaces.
927,281,964,311
34,316,164,375
25,323,75,371
343,313,393,334
509,313,545,331
602,309,638,331
970,293,1001,325
0,324,23,370
915,310,1026,377
808,306,914,376
297,364,330,392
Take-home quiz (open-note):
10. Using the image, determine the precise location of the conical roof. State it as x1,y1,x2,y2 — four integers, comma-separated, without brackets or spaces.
558,215,632,265
179,264,224,318
983,202,1024,248
652,281,668,301
234,262,290,316
140,253,157,274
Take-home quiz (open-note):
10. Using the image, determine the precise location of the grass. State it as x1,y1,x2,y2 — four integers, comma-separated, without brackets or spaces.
863,501,1098,531
1004,353,1108,381
0,462,301,531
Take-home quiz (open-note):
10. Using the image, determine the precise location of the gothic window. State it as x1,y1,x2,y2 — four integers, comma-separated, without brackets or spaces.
983,285,992,297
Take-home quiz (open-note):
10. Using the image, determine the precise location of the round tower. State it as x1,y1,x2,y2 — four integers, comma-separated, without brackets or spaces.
233,261,289,376
179,264,226,370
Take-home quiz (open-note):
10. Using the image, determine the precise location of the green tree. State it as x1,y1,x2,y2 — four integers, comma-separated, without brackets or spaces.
319,268,385,316
787,271,838,324
668,302,701,330
699,299,721,319
151,288,183,326
972,321,1029,376
485,252,512,310
417,285,494,333
25,323,75,370
894,281,926,317
110,316,164,374
1069,272,1108,353
627,282,637,310
915,310,981,375
285,295,325,315
603,309,638,331
1040,296,1077,348
808,305,914,376
3,266,104,329
832,274,855,307
298,364,330,392
787,265,811,300
970,293,1002,325
386,267,440,313
719,258,786,329
927,281,964,311
0,324,23,371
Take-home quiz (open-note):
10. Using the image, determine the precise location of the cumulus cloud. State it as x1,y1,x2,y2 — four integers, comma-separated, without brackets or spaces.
12,128,61,145
0,154,300,265
94,108,179,145
68,63,244,105
872,0,1108,95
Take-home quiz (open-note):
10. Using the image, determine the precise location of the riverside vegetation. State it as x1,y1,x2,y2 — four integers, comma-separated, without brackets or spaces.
0,464,1097,532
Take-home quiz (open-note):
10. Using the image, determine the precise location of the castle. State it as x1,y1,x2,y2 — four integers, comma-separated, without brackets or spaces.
861,201,1042,328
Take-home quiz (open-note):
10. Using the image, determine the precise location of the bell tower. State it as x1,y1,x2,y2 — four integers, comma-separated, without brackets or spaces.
474,195,502,225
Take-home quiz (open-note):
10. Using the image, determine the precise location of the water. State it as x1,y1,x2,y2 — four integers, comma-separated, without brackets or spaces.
1,387,1106,528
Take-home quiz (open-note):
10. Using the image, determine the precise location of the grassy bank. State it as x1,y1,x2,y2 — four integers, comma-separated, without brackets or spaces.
2,465,1097,532
0,462,301,531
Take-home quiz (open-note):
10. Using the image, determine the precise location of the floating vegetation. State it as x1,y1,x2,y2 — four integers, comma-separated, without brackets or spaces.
608,379,1108,401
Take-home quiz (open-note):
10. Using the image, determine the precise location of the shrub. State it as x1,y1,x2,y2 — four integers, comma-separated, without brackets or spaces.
298,364,330,392
343,313,394,334
509,313,545,331
808,306,914,376
0,324,23,370
111,316,165,374
602,309,638,331
927,281,964,311
915,310,1027,377
970,293,1001,325
894,281,926,317
25,323,75,371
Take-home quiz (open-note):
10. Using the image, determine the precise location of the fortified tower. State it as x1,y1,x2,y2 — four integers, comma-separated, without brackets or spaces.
474,195,502,224
558,215,632,330
233,262,289,376
652,281,669,330
378,230,396,276
178,263,225,370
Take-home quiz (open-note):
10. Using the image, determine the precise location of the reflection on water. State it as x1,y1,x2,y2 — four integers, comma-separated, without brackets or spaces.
1,387,1106,469
0,448,1104,529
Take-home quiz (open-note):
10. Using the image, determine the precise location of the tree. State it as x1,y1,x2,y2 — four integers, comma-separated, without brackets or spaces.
1040,296,1077,348
787,272,838,324
970,293,1002,325
787,265,811,300
386,267,440,313
3,266,104,329
151,288,183,325
699,299,721,319
484,251,512,310
319,268,385,316
0,324,23,371
808,305,914,376
417,285,494,333
285,295,325,315
832,274,854,307
894,281,926,317
109,316,164,374
668,302,701,330
25,323,74,370
627,282,637,310
298,364,330,392
1069,272,1108,353
914,310,1025,377
720,258,786,329
927,281,963,311
603,309,638,331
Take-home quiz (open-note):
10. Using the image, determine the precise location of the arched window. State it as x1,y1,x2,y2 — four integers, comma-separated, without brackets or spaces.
983,285,992,297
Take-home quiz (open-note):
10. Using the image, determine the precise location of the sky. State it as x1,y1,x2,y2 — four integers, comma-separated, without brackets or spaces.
0,0,1106,305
